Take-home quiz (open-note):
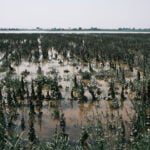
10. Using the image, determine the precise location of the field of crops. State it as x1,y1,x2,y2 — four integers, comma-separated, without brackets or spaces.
0,33,149,149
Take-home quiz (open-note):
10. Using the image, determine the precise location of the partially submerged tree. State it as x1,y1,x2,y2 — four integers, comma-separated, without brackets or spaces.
0,104,6,149
121,86,126,101
80,128,89,149
78,83,87,103
108,81,115,100
31,80,36,100
88,86,97,101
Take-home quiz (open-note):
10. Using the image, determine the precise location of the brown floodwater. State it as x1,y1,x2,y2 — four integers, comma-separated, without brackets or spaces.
12,94,135,142
1,57,138,142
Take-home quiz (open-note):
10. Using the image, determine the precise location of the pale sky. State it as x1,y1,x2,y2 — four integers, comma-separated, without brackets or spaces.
0,0,149,28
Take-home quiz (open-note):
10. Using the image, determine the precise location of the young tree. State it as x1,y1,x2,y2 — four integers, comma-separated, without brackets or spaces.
20,76,25,93
122,69,125,83
26,87,29,100
36,82,43,107
89,62,94,72
147,80,150,102
60,113,66,133
12,89,18,106
31,80,36,100
37,65,42,75
88,86,96,101
29,100,35,115
0,104,6,149
78,83,87,103
121,86,125,101
73,75,78,88
137,71,141,81
28,118,36,142
21,117,25,131
109,81,115,99
0,88,2,102
45,90,51,101
7,89,13,107
80,128,89,149
28,99,36,142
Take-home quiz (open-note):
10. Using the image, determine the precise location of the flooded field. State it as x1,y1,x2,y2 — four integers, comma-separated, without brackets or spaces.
3,58,136,141
0,54,141,142
0,33,149,149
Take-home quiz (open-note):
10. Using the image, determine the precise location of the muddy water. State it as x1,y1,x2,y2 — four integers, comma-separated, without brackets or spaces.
1,56,137,142
13,97,135,141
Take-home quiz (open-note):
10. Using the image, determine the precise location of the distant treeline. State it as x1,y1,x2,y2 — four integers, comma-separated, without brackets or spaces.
0,27,150,31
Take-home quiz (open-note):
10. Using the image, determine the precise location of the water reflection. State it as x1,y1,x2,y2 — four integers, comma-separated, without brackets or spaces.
0,56,138,142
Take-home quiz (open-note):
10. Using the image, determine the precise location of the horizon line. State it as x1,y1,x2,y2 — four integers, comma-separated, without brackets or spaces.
0,27,150,31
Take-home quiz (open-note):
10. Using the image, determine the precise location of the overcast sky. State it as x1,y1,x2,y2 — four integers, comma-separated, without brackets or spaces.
0,0,149,28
